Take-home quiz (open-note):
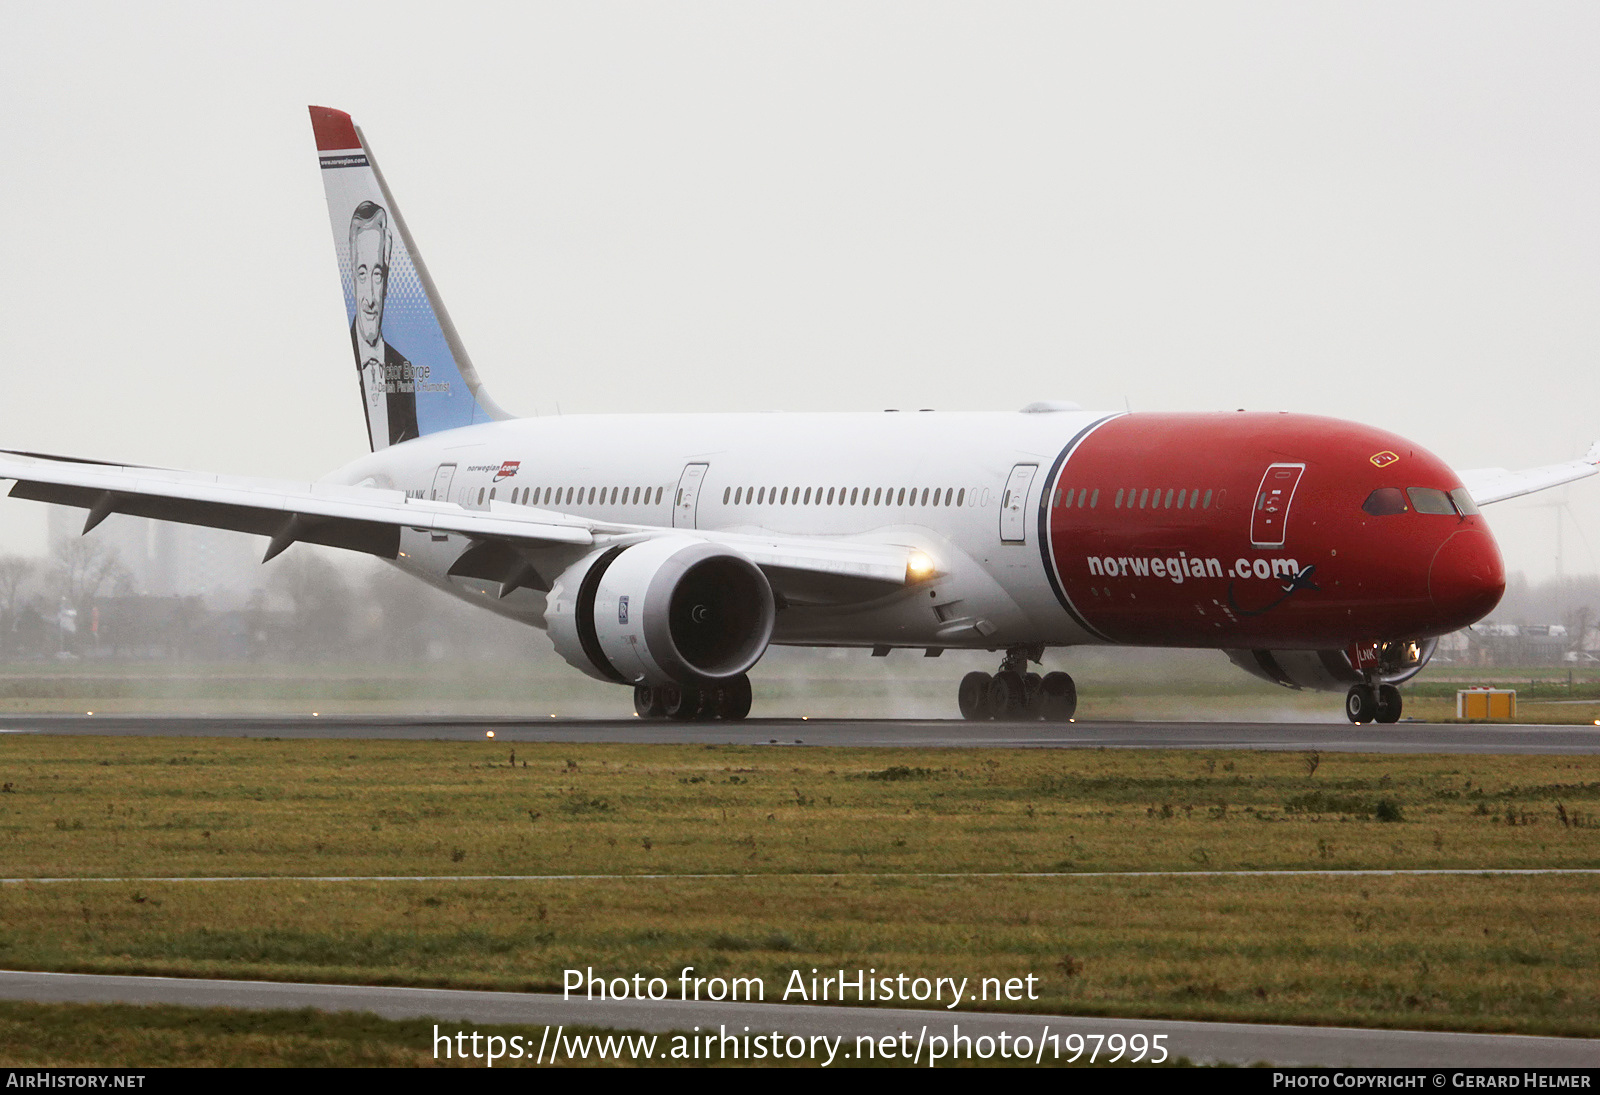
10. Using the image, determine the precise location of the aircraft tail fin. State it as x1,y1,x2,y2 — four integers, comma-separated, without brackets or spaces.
308,106,511,452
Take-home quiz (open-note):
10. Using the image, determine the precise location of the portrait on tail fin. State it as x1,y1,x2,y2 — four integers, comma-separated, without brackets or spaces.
348,200,420,448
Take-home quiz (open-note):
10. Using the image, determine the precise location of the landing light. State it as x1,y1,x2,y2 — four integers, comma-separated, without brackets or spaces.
486,730,495,738
907,551,936,581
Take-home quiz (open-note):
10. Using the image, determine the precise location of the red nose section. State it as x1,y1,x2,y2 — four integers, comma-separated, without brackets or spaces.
1429,528,1505,629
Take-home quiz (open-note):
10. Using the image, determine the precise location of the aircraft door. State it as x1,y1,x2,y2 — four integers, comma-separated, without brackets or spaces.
673,463,709,529
999,463,1038,543
429,463,457,501
1250,463,1306,548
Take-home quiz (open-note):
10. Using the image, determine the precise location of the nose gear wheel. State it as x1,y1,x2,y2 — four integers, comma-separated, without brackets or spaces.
1345,681,1404,724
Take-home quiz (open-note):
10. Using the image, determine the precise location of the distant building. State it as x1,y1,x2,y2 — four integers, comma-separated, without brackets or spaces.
45,506,266,604
1443,623,1577,666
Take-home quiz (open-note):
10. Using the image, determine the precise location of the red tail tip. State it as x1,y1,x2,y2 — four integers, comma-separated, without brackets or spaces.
308,106,360,151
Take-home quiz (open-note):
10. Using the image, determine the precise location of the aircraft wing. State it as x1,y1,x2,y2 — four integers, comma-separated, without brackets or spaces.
0,451,914,603
1458,441,1600,507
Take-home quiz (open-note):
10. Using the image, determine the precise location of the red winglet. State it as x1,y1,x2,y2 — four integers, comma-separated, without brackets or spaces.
308,105,360,151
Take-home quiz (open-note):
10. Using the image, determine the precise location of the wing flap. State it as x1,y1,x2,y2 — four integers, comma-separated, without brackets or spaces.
0,453,919,605
0,454,594,558
7,478,403,558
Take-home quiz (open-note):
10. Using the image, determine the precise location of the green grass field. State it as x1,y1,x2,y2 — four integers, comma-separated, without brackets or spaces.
1,736,1597,1040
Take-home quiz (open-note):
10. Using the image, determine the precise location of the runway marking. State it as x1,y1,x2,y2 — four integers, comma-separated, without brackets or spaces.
3,868,1598,884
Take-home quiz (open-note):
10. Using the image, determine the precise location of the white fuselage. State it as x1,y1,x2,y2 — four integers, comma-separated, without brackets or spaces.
325,408,1110,651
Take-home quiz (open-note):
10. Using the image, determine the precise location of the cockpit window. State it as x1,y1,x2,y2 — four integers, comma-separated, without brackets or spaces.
1362,487,1408,516
1407,487,1456,515
1449,487,1480,516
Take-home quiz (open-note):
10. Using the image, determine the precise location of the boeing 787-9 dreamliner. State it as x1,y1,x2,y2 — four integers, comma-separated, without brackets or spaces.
1,107,1592,724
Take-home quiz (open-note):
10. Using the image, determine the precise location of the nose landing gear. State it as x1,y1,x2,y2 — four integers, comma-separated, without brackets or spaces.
959,647,1076,722
1344,680,1402,724
634,674,753,721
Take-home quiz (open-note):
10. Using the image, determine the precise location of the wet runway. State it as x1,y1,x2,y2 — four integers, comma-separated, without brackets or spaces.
3,714,1599,753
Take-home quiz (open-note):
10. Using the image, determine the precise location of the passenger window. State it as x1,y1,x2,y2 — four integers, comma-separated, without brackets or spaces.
827,488,835,504
1090,489,1098,508
1407,487,1455,515
849,488,857,505
1114,489,1123,508
958,488,967,507
872,488,881,505
477,487,485,505
723,487,731,504
755,487,763,505
921,488,929,506
1139,488,1148,509
1362,487,1408,516
1202,489,1212,509
656,486,664,504
1450,487,1480,516
489,488,496,501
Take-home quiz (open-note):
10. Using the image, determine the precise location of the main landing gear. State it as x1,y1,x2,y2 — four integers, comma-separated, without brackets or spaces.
634,674,753,721
958,647,1077,722
1344,680,1402,725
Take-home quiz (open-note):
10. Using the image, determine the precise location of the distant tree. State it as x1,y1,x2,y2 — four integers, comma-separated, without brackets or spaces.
0,556,37,657
1564,605,1594,659
265,550,353,657
0,560,36,653
48,539,128,653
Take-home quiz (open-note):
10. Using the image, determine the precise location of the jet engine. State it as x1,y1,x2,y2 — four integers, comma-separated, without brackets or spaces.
547,537,776,687
1224,638,1437,692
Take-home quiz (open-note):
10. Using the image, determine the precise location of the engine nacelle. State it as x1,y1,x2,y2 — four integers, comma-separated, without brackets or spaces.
1225,638,1437,693
547,537,776,687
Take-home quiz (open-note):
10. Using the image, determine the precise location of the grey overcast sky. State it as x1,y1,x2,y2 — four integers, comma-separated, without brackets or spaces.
1,2,1596,582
